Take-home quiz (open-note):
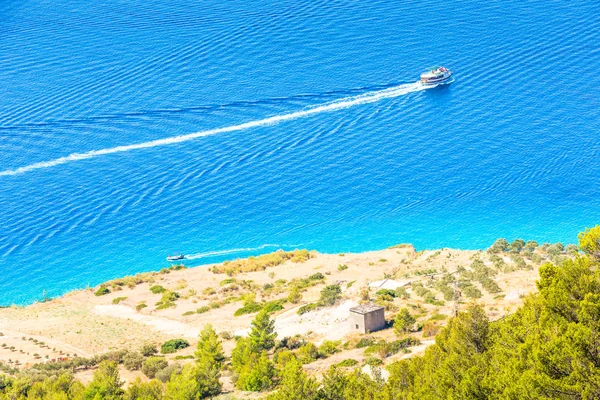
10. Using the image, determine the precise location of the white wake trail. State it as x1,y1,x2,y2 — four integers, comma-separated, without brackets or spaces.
0,82,424,177
184,244,284,260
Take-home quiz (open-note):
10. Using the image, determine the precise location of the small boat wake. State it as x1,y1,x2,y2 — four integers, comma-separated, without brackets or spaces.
182,243,303,261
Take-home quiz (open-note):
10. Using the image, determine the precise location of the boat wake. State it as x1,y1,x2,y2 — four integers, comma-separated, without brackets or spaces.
184,243,302,260
0,82,425,177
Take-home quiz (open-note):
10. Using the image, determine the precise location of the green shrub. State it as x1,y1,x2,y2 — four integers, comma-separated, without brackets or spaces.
287,286,302,304
422,322,440,337
150,285,166,294
297,342,319,364
364,356,383,366
123,351,144,371
196,306,210,314
155,301,175,310
140,343,158,357
95,286,110,296
234,302,263,316
309,272,325,281
461,284,483,299
263,299,285,314
355,337,376,348
161,339,190,354
488,238,509,253
112,296,127,304
338,264,348,271
298,303,318,315
394,287,410,299
336,359,359,367
435,284,455,301
156,364,182,383
135,302,147,311
481,278,502,294
276,335,304,351
142,356,168,378
318,340,341,357
424,293,444,306
212,250,311,275
220,278,236,286
161,291,180,302
319,285,342,306
510,254,528,270
394,309,416,334
376,289,396,298
173,354,194,360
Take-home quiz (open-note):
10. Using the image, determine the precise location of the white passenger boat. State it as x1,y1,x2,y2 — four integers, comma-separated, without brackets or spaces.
166,254,185,262
420,66,453,86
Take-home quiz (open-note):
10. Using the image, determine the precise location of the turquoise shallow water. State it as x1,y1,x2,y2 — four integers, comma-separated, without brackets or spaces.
1,0,599,305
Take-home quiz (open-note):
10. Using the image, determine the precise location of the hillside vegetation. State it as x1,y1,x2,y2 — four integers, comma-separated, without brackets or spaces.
0,227,598,399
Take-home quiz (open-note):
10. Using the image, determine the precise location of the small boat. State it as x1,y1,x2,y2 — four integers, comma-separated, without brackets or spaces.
166,254,185,262
420,66,453,86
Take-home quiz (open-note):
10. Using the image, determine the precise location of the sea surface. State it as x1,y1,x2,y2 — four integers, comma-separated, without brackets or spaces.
1,0,599,305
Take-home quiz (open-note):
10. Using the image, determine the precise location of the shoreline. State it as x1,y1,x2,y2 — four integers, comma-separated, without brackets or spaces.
3,232,577,307
0,240,566,392
5,244,475,308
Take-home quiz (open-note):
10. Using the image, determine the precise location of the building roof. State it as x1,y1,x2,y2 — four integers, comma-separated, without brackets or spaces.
349,304,384,315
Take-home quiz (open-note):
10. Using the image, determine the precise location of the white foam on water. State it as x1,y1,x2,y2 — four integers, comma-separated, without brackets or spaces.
0,82,425,177
185,243,283,260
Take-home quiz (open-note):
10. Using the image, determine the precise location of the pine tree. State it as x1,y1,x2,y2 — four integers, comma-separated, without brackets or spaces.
84,361,124,400
194,324,224,397
268,357,318,400
393,308,415,334
248,309,277,352
236,352,275,392
125,378,163,400
165,364,199,400
231,337,252,376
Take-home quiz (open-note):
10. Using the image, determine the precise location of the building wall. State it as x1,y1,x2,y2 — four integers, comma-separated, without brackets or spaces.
364,308,386,333
349,309,385,334
349,311,367,333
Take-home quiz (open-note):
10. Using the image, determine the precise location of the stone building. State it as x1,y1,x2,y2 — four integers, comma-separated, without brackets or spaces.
349,304,385,334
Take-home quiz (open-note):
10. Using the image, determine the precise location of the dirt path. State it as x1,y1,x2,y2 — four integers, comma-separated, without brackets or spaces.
93,305,200,338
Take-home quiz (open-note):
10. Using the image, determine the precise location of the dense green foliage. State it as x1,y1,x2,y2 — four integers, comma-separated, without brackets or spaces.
248,309,277,352
149,285,166,294
319,285,342,306
94,286,110,296
393,308,416,334
160,339,189,354
141,357,168,379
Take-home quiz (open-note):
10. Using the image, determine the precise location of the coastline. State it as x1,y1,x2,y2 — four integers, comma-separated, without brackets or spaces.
0,242,553,386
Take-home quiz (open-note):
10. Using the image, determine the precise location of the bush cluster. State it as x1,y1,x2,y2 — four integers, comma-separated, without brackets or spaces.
210,250,311,275
160,339,189,354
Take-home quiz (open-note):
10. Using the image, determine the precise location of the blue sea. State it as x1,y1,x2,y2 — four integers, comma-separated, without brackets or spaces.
1,0,599,305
